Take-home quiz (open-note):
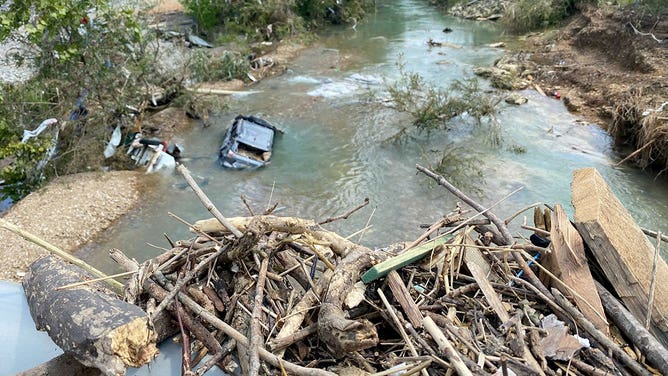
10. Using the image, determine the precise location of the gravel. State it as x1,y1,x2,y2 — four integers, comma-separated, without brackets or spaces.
0,171,141,282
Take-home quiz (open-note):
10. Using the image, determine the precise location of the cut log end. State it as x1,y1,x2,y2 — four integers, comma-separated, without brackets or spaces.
109,317,159,367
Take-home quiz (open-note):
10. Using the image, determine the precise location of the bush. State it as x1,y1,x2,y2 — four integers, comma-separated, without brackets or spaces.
504,0,577,33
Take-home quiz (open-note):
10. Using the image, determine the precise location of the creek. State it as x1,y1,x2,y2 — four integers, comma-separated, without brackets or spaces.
81,0,668,271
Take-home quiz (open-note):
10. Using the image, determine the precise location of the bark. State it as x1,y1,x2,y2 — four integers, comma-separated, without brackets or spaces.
23,256,158,376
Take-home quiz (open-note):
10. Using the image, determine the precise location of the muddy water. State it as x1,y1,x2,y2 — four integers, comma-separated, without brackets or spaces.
82,0,668,271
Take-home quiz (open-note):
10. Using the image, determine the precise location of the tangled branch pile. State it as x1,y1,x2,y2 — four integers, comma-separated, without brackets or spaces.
17,164,666,376
86,164,666,376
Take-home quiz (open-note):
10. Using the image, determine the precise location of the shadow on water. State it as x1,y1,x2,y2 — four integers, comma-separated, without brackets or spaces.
80,0,668,272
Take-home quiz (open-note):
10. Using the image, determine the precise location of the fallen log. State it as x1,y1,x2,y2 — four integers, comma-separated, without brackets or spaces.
23,256,158,376
572,168,668,348
596,281,668,375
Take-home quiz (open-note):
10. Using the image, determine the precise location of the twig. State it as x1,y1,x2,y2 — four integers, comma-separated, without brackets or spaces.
152,245,226,317
504,202,544,225
177,164,243,238
626,22,664,43
249,257,269,376
642,227,668,244
377,289,428,376
55,270,136,290
645,232,661,329
0,218,124,294
318,197,370,225
240,195,256,216
175,299,194,376
422,315,473,376
615,140,655,167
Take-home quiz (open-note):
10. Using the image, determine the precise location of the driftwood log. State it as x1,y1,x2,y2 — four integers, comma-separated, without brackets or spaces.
23,256,158,376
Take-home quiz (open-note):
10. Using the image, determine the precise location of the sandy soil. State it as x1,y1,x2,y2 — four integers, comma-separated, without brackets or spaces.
0,171,141,282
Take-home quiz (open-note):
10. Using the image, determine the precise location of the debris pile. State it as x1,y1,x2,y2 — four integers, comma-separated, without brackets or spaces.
19,164,668,376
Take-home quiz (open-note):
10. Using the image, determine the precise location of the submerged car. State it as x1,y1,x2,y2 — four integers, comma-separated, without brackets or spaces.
218,115,279,169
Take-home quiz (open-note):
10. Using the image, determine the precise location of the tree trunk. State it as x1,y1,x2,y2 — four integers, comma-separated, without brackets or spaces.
23,256,158,376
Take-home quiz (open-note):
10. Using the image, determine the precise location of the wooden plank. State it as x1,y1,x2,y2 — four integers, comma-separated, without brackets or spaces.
462,234,510,322
546,203,609,335
386,270,424,328
572,167,668,348
361,235,451,283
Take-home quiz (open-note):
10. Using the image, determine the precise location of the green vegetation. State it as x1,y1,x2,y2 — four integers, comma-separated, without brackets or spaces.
386,64,500,141
0,0,169,200
180,0,374,40
384,64,501,189
503,0,577,33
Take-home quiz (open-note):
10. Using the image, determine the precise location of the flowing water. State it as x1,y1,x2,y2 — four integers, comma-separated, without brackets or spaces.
82,0,668,271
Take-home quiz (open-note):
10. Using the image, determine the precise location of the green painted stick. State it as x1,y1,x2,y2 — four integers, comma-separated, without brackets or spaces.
0,218,124,294
361,235,452,283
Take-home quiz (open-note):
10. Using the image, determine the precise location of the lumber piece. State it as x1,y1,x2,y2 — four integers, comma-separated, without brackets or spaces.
596,281,668,375
545,203,608,335
571,168,668,348
361,235,451,283
22,256,158,376
386,270,424,329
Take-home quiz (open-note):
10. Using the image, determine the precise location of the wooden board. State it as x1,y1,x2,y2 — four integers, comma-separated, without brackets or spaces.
547,203,609,335
572,167,668,348
361,235,451,283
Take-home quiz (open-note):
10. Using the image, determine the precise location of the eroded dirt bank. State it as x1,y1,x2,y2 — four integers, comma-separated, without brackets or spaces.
512,6,667,169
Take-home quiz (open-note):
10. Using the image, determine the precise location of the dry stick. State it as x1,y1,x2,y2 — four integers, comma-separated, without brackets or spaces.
177,291,337,376
596,281,668,375
642,227,668,243
318,197,369,225
416,164,553,300
422,315,473,376
249,257,269,376
175,299,195,376
55,270,136,290
0,218,124,294
377,289,429,376
176,163,243,238
152,245,225,317
268,323,317,352
615,140,655,167
551,289,652,376
645,232,662,329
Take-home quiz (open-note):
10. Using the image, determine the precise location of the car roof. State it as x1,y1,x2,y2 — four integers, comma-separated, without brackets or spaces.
235,118,274,152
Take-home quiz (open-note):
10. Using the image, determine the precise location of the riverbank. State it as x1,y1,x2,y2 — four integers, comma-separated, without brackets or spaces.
490,4,667,169
0,171,141,282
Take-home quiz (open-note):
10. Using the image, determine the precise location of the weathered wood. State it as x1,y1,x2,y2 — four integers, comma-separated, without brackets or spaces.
572,168,668,348
386,270,424,329
23,256,158,376
545,203,608,334
552,289,652,376
16,353,102,376
176,164,243,238
423,316,473,376
596,281,668,375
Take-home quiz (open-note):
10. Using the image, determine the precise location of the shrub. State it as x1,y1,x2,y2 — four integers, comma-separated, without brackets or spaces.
504,0,577,33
